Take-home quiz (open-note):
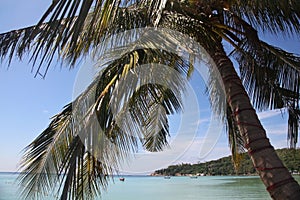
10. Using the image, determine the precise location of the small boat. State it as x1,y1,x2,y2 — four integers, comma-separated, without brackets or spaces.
164,176,171,179
190,176,198,179
119,177,125,182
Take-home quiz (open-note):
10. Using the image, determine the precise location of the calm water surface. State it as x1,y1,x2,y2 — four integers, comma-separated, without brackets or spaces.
1,173,299,200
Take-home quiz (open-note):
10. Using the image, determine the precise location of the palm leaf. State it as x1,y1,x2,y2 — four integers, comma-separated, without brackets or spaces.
18,104,73,199
288,107,300,148
0,1,149,77
228,0,300,35
233,40,300,111
226,104,245,170
19,36,195,198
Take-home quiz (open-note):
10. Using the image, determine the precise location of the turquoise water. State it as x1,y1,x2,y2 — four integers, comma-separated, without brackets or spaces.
1,173,299,200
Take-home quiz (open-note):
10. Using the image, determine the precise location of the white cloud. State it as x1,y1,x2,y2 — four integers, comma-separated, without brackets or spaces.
257,110,283,120
189,118,210,126
270,140,289,149
268,128,287,136
263,120,287,136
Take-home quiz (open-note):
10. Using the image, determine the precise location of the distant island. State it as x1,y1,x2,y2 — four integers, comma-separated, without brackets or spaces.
152,148,300,176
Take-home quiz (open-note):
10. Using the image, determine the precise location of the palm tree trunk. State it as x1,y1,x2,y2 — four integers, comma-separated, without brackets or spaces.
209,44,300,199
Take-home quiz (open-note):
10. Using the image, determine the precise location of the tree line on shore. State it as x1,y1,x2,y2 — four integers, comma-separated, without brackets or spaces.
154,148,300,176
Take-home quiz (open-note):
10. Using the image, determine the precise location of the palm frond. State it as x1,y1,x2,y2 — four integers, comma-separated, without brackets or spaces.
210,10,300,147
288,107,300,148
228,0,300,35
18,100,115,200
19,35,195,198
127,84,171,152
226,104,245,170
0,1,149,77
18,104,73,199
161,0,220,52
230,34,300,148
232,39,300,111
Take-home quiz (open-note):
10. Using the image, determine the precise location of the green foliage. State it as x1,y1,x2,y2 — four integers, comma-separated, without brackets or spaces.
155,148,300,176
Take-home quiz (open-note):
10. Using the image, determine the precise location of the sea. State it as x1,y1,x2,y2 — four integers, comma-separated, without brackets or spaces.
0,172,299,200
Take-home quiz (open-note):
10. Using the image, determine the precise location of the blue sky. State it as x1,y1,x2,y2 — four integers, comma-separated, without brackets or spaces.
0,0,299,173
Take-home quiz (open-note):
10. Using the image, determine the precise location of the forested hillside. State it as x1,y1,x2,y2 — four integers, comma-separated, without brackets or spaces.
153,148,300,176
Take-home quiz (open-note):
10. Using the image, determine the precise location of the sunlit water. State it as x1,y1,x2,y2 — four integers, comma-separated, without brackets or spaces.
1,173,299,200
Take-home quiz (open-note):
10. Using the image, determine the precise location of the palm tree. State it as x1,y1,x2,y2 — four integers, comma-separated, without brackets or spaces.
0,0,300,199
